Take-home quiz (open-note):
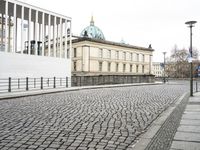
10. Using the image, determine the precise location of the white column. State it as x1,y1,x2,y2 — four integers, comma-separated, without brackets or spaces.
8,16,11,52
59,18,62,58
53,16,56,57
21,6,24,54
15,14,17,52
56,21,59,57
1,14,3,51
28,8,31,54
5,0,8,52
69,21,72,59
35,10,38,55
64,19,68,58
13,3,16,53
69,20,72,87
42,12,44,56
48,14,51,56
149,55,152,74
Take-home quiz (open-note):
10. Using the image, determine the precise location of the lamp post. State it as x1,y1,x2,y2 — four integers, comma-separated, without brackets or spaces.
163,52,166,83
185,21,197,96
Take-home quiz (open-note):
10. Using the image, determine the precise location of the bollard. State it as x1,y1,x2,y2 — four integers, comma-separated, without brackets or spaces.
26,77,29,91
8,77,11,92
41,77,43,89
196,81,198,92
66,77,68,87
18,78,20,89
53,77,56,88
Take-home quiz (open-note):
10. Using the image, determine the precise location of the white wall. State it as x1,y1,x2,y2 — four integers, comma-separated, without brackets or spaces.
0,52,71,82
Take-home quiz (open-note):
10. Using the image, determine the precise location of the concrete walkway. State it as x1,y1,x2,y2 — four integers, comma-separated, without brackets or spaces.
170,92,200,150
132,92,200,150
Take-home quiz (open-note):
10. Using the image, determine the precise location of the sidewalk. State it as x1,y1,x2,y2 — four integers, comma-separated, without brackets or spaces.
132,92,200,150
0,82,162,100
170,92,200,150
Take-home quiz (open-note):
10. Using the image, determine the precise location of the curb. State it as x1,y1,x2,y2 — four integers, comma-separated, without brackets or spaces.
0,82,162,100
132,92,189,150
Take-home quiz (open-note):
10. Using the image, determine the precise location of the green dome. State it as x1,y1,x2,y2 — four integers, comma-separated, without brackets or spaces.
81,16,105,40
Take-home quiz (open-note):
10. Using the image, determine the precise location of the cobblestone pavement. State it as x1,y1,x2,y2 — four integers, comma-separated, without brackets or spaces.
0,83,189,150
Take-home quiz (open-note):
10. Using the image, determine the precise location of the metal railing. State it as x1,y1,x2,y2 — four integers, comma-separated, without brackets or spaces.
0,77,69,94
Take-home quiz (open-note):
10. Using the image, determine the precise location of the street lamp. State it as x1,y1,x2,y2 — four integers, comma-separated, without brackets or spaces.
163,52,167,83
185,21,197,96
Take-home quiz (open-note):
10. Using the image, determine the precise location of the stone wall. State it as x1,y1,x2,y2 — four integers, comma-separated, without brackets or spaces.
71,75,155,86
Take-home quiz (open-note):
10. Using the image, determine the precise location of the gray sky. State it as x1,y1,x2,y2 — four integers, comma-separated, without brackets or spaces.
22,0,200,62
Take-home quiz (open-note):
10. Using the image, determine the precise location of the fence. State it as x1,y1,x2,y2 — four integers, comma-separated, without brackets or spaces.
0,77,69,94
71,75,155,87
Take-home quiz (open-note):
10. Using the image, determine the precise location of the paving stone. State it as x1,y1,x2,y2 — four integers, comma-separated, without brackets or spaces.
0,83,189,149
174,131,200,142
171,141,200,150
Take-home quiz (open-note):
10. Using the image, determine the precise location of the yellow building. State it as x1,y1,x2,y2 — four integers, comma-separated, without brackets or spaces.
71,17,154,85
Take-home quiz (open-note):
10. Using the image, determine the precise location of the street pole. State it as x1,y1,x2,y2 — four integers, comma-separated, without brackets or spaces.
163,52,166,83
185,21,197,97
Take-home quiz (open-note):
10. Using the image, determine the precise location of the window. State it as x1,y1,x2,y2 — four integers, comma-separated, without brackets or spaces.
99,48,103,58
73,61,77,71
108,50,111,58
123,52,126,60
116,51,119,59
116,63,119,72
130,53,133,61
108,62,111,72
137,54,139,62
67,48,70,58
130,64,132,72
74,48,77,57
142,54,145,62
142,65,145,73
123,64,126,72
99,62,102,71
136,65,139,73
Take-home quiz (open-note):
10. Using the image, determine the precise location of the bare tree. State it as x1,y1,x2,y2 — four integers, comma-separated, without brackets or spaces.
166,45,199,78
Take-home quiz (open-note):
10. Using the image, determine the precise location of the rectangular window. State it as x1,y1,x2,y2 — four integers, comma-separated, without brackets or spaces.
116,51,119,59
142,65,145,73
136,65,139,73
99,48,103,58
130,64,132,72
123,52,126,60
130,53,133,61
137,54,139,62
74,48,77,57
116,63,118,72
99,62,102,71
108,50,111,58
108,62,111,72
73,61,77,71
142,54,145,62
123,64,126,72
67,48,70,58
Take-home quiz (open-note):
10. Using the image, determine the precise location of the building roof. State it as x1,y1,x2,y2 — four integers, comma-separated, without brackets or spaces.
80,16,105,40
72,36,154,52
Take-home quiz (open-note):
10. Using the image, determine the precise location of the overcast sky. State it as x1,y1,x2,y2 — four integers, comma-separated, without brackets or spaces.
21,0,200,62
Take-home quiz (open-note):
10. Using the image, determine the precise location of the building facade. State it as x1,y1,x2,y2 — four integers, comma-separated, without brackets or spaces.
0,0,72,87
152,62,164,77
71,18,154,86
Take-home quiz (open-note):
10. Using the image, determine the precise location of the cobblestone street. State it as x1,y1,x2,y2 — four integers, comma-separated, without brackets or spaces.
0,83,189,150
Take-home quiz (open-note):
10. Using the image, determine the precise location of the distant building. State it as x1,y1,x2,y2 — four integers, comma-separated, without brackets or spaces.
71,17,154,85
152,62,163,77
0,0,72,86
